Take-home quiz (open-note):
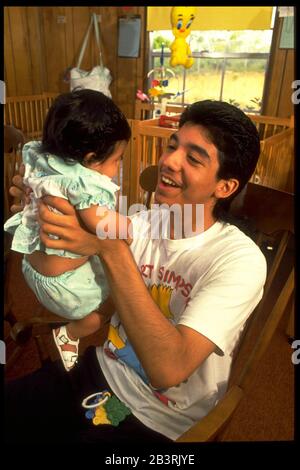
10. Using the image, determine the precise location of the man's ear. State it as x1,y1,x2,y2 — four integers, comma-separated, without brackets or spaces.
83,152,97,167
214,179,239,200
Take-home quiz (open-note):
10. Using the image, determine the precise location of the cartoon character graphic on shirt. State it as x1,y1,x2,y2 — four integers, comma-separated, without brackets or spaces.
104,283,176,403
148,284,174,320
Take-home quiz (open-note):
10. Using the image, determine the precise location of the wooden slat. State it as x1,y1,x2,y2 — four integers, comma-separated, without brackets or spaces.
100,7,118,100
120,119,133,202
25,7,43,94
41,7,69,93
19,101,25,130
22,100,30,134
72,7,92,73
7,102,13,126
4,7,17,96
13,101,19,128
115,6,143,118
10,7,33,95
29,101,35,134
35,99,40,133
151,136,157,165
64,7,75,82
40,98,46,130
136,7,146,94
89,6,99,70
5,93,59,104
128,119,142,206
140,125,173,139
277,48,295,118
262,15,294,117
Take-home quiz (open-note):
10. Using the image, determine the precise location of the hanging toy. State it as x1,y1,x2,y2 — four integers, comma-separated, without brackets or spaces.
147,44,177,98
170,6,196,69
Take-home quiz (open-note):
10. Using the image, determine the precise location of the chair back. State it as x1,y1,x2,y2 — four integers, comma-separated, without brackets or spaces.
139,164,158,208
230,182,293,303
177,266,294,441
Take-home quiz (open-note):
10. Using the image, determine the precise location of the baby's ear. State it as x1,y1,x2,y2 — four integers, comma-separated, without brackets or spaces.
83,152,97,167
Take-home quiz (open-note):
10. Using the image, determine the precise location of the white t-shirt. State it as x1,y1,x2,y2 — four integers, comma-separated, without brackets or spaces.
96,208,267,440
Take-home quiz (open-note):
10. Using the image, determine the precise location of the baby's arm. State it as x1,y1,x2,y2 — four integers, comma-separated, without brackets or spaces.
78,205,133,244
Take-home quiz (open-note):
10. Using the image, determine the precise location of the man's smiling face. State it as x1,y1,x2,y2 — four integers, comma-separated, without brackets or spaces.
154,123,223,212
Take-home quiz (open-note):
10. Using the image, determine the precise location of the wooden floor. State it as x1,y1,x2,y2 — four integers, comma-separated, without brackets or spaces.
4,248,294,441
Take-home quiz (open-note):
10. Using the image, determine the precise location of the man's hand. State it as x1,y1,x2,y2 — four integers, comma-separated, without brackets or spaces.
38,196,108,257
9,163,32,213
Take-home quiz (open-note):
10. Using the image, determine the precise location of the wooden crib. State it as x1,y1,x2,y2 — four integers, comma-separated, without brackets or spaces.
4,93,59,140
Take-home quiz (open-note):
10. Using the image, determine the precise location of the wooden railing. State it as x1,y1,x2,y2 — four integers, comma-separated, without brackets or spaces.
4,93,58,140
134,99,187,120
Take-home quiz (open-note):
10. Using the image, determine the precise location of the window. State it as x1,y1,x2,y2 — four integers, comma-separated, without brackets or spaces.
149,29,273,114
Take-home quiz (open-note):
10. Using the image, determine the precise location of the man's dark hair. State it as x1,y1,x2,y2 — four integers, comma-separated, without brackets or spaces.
41,89,131,164
179,100,260,222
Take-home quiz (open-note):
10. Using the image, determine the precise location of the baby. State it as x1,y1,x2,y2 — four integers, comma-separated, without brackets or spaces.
4,89,132,371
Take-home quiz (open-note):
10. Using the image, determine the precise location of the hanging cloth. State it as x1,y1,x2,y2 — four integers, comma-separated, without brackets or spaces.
70,13,112,97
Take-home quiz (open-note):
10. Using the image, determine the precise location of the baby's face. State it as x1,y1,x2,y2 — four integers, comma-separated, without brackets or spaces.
86,140,127,179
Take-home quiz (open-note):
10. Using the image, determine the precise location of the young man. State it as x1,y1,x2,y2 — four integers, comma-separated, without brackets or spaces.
6,100,266,443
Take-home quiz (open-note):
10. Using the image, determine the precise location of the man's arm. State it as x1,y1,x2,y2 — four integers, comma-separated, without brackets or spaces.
38,196,216,389
97,241,216,389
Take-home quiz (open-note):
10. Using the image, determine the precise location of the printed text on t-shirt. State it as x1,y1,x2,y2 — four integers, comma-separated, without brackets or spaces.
140,264,192,297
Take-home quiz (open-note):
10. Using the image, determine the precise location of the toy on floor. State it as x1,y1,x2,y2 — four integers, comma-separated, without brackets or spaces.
170,6,196,68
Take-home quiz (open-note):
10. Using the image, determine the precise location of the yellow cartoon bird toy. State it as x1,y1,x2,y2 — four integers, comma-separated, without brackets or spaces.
170,6,196,69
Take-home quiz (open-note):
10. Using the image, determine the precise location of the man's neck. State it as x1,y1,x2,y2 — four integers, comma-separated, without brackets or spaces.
169,205,216,240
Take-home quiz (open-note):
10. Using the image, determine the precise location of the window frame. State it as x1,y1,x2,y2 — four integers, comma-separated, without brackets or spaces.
148,37,272,114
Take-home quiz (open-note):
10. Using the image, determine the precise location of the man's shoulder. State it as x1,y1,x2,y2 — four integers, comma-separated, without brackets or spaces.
216,221,267,269
221,221,260,249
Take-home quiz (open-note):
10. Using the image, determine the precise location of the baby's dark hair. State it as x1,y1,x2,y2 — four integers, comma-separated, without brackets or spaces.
179,100,261,222
41,89,131,164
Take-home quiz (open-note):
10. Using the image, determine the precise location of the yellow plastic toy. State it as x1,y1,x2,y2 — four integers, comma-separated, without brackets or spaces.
170,6,196,68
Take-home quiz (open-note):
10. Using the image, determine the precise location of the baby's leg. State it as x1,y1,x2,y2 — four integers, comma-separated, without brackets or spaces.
53,311,104,371
65,311,104,340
